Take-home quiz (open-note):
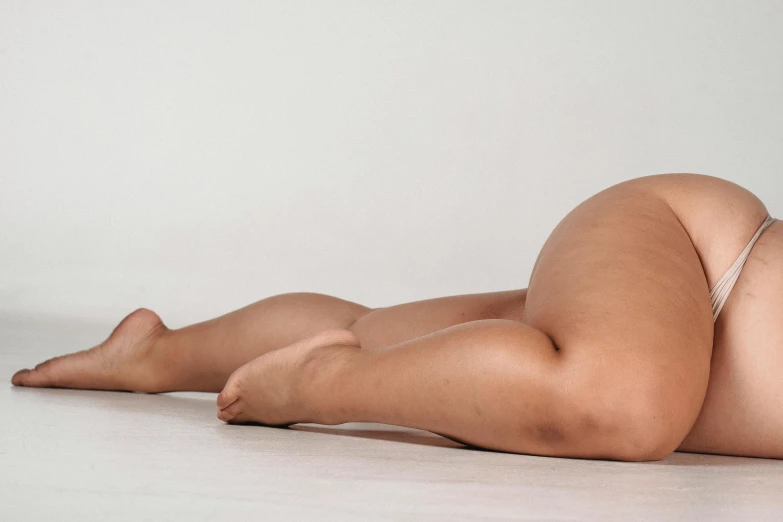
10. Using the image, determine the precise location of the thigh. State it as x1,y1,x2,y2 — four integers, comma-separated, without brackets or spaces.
521,183,715,446
350,289,525,351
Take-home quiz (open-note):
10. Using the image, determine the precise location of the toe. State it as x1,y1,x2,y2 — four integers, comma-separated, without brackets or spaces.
217,399,244,422
13,351,104,389
11,369,31,386
12,366,53,387
11,368,50,388
217,378,242,410
228,409,271,425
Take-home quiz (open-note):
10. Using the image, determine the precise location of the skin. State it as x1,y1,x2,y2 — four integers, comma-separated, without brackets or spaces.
11,173,783,461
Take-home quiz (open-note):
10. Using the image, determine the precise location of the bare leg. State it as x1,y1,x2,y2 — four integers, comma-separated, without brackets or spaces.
213,317,669,461
11,290,524,393
214,184,716,462
158,292,374,391
10,293,369,392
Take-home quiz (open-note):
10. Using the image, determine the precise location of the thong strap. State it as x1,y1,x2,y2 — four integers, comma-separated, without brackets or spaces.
710,214,778,322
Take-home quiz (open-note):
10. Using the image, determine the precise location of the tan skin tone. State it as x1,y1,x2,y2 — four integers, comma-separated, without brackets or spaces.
11,173,783,461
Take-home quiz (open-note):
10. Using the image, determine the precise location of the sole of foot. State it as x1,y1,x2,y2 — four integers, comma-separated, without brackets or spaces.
216,328,362,425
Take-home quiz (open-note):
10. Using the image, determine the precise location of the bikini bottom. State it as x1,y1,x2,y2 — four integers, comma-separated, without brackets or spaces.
710,214,778,322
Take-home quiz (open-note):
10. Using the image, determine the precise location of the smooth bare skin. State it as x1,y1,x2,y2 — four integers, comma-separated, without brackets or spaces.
614,174,783,459
678,220,783,458
11,173,783,461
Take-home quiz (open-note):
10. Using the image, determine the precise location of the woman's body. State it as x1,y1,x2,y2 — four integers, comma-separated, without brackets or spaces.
11,173,782,461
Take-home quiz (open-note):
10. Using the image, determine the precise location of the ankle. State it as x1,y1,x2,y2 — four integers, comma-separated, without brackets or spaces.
296,343,366,425
138,327,185,393
149,328,229,393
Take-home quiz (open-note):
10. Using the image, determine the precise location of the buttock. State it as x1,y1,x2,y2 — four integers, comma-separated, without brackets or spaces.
522,184,714,356
676,219,783,458
520,183,715,451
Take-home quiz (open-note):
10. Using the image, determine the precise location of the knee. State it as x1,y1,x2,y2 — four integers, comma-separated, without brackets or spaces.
596,393,688,461
558,366,705,462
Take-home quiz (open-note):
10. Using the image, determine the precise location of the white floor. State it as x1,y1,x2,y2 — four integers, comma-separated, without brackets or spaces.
1,312,782,521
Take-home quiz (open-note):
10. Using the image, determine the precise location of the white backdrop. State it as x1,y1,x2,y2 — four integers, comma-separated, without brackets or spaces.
2,1,782,327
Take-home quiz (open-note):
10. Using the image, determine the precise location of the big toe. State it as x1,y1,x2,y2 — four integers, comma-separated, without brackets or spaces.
217,379,242,410
11,364,56,387
11,368,32,386
217,398,245,422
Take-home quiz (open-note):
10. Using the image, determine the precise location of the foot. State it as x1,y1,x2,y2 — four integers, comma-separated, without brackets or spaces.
216,328,362,426
11,308,172,393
